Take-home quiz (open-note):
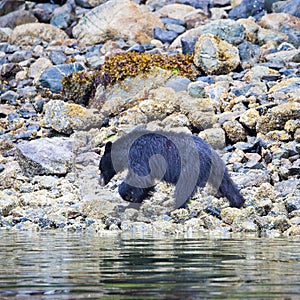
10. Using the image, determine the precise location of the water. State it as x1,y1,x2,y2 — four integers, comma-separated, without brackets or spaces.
0,231,300,300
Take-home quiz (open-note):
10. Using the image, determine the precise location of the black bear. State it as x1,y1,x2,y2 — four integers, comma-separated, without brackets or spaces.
99,128,245,209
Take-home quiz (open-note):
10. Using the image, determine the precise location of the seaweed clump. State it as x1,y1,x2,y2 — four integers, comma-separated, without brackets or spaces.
62,52,197,106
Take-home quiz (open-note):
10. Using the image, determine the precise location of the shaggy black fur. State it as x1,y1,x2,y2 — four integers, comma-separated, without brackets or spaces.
99,128,245,209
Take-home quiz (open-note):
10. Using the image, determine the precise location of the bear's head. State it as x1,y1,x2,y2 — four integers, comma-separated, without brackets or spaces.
118,181,153,203
99,141,116,186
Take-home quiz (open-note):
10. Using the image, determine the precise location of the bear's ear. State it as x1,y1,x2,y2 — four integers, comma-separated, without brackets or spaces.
104,141,112,153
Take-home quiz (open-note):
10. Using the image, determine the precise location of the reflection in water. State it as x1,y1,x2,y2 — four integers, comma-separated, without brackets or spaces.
0,231,300,299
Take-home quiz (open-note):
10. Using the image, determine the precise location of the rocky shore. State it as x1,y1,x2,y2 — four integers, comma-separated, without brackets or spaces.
0,0,299,236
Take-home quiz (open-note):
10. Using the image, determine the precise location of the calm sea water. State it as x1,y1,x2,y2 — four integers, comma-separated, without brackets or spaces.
0,231,299,300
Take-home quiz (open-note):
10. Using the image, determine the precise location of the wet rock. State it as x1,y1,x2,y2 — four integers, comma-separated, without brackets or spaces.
194,34,240,75
9,23,68,46
16,137,74,176
200,19,245,45
73,0,164,46
38,62,85,94
43,100,103,134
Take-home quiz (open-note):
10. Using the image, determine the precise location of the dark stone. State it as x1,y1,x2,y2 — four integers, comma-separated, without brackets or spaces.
0,63,22,80
33,0,66,4
0,42,9,52
83,44,103,58
74,0,92,8
285,197,300,213
33,97,48,113
181,36,198,55
238,41,260,66
32,3,58,23
17,107,36,119
228,0,265,20
154,27,178,44
38,62,86,94
272,0,300,17
262,74,282,81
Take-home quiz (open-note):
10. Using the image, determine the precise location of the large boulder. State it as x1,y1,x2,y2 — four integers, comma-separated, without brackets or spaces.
16,137,74,176
72,0,164,46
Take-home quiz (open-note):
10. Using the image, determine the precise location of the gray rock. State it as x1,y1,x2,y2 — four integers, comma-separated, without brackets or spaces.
9,23,68,46
154,27,178,44
238,41,260,67
181,36,198,54
38,62,86,94
16,137,74,176
194,34,240,75
72,0,164,46
165,76,190,92
0,10,37,29
228,0,265,20
198,128,226,149
50,3,73,29
272,0,300,18
200,19,245,45
0,90,18,104
43,100,103,134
